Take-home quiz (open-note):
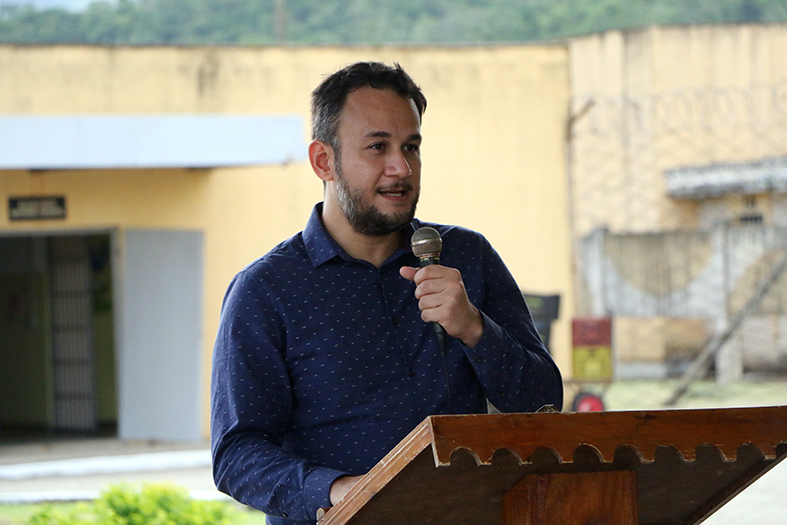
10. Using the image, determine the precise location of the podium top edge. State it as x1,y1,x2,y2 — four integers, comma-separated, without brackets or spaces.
425,407,787,466
427,405,787,420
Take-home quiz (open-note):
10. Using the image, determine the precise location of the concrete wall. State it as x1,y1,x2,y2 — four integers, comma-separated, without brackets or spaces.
568,24,787,374
0,44,572,435
569,24,787,236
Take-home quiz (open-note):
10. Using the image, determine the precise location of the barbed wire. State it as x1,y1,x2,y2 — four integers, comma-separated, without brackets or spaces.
573,82,787,137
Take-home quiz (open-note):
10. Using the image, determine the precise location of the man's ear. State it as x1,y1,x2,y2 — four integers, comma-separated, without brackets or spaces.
308,140,335,182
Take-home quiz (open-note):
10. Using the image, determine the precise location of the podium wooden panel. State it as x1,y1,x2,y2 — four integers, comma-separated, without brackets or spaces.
318,406,787,525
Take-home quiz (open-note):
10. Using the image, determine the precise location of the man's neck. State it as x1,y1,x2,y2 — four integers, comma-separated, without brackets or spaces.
320,203,404,268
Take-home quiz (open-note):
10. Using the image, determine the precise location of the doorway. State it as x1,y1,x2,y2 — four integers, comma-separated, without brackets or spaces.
0,233,117,437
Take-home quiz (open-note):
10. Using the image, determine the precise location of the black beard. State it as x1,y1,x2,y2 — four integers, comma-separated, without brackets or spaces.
334,160,418,237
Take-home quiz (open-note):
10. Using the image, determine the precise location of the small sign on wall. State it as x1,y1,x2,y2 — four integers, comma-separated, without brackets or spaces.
8,196,67,221
572,317,613,382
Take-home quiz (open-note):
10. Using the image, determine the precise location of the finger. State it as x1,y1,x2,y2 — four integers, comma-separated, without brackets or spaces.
399,265,419,281
414,264,443,280
414,277,447,299
419,309,439,325
408,266,450,290
416,267,463,295
418,295,445,315
405,265,446,287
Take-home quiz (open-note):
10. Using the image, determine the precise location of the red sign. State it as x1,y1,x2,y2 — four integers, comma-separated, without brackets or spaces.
572,318,612,346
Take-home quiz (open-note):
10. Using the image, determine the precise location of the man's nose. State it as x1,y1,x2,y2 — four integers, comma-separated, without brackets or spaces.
385,150,412,177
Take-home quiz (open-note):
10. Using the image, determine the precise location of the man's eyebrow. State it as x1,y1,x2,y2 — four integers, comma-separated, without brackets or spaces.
364,131,391,139
363,131,422,142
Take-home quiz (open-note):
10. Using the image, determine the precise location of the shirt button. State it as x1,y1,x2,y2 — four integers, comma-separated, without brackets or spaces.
475,357,485,363
409,369,416,377
392,317,400,326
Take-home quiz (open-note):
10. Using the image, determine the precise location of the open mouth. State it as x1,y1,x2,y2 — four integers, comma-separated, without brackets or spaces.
378,185,412,199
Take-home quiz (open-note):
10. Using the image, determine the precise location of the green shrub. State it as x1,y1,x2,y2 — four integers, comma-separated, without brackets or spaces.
25,484,237,525
25,503,94,525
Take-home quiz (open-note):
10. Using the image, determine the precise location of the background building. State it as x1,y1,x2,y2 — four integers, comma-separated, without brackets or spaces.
569,24,787,381
0,45,571,440
3,24,786,441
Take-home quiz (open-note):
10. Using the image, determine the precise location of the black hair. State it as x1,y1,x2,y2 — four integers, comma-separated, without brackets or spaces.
311,62,427,150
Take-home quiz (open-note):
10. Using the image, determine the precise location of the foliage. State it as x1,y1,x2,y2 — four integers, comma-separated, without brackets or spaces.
25,504,94,525
23,484,238,525
1,0,787,45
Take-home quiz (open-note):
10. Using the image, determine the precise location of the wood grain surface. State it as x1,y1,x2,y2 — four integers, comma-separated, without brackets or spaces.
319,407,787,525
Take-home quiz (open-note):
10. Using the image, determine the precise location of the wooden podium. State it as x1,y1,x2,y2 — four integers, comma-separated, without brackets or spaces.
318,406,787,525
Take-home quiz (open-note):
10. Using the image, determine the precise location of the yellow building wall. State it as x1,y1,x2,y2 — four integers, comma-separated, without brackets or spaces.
0,44,572,436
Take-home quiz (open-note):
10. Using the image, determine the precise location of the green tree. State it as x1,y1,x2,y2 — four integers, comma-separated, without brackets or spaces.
2,0,787,46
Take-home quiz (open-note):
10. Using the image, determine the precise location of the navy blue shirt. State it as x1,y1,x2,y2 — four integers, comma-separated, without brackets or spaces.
211,204,562,524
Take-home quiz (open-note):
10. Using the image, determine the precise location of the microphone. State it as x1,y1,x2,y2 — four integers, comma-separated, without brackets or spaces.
411,226,442,267
411,227,447,341
411,226,453,413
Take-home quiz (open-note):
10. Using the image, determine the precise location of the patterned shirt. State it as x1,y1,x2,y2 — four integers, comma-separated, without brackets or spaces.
210,203,563,525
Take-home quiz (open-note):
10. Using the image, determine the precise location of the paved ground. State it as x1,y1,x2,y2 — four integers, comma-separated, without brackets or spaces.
1,378,785,523
0,438,219,503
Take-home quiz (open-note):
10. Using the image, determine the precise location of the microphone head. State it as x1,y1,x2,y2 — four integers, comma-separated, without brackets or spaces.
411,227,442,259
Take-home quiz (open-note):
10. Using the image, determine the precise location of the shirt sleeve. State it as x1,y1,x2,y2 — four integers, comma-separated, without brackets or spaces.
458,234,564,412
210,271,347,522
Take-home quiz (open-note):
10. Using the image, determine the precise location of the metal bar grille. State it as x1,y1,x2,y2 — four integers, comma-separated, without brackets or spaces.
49,236,97,431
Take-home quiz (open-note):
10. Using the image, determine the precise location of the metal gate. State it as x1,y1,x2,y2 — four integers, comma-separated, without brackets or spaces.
49,236,97,431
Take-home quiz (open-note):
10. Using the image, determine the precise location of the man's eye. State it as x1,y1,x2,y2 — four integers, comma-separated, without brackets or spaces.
404,144,420,152
370,143,385,150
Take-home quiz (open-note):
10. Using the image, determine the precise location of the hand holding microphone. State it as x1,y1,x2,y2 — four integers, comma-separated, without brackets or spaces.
411,227,447,340
400,227,484,348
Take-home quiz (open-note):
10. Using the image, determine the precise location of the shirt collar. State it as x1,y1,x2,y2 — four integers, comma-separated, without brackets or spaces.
303,202,423,268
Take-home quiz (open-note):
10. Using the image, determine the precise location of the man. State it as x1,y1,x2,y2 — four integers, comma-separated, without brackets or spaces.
211,61,563,525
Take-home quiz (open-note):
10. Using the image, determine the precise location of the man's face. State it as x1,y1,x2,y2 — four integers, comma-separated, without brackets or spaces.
331,86,422,236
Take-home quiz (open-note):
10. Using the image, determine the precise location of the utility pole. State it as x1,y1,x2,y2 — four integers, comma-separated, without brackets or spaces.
275,0,287,44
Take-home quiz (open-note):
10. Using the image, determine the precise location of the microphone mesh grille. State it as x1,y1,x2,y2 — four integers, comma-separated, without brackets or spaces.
411,227,442,258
